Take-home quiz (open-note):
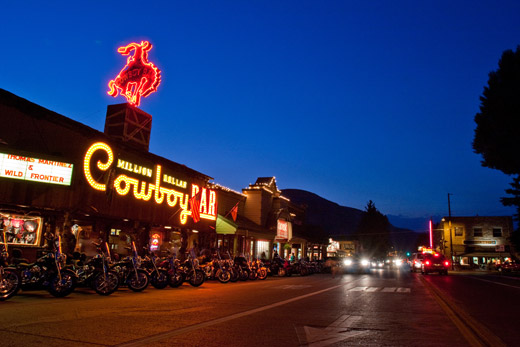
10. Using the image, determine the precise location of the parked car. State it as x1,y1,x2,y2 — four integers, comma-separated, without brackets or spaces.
410,252,425,273
421,253,450,275
497,261,520,273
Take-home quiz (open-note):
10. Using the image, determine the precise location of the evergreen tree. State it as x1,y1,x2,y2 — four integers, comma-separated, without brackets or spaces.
473,45,520,250
354,200,391,258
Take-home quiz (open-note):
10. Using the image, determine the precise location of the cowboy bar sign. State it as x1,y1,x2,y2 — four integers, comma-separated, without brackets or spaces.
83,142,216,224
108,41,161,107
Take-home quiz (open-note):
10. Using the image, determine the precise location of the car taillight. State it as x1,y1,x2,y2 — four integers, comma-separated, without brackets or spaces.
444,261,449,267
425,260,430,266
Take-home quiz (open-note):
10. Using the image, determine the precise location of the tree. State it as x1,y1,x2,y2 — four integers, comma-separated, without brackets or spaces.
473,45,520,250
354,200,391,258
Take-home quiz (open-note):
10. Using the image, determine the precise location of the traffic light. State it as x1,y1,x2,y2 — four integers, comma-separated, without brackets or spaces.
406,252,410,257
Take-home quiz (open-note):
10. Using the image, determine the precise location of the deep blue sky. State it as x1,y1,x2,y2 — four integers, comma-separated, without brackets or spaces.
2,1,520,226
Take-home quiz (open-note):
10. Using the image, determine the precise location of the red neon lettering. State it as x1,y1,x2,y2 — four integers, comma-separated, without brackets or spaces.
5,170,23,177
107,41,161,106
199,188,208,214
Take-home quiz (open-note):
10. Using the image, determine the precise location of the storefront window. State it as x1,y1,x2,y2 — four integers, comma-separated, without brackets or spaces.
0,214,42,246
257,240,269,259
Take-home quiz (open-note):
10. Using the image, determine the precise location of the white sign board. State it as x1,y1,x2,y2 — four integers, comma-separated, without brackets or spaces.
0,153,73,186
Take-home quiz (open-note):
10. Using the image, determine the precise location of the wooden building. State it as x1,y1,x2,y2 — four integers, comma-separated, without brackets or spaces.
0,89,217,260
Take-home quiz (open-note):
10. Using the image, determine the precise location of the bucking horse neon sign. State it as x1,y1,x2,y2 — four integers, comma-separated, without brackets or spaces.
108,41,161,107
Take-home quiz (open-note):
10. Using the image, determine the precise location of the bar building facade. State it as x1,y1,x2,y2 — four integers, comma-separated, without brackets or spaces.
0,89,217,260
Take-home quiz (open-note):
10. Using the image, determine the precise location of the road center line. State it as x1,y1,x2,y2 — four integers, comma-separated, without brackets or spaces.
469,276,520,289
420,276,506,347
115,283,347,347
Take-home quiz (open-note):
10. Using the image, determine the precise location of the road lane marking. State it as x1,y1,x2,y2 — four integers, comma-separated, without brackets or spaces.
297,315,370,347
348,287,410,293
115,283,347,347
469,276,520,289
381,287,396,292
419,276,506,347
278,285,312,289
349,287,367,291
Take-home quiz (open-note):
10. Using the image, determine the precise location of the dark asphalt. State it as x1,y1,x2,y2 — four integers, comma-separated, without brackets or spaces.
1,267,519,346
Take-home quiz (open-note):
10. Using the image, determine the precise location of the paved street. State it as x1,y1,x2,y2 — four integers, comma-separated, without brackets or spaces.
1,268,519,346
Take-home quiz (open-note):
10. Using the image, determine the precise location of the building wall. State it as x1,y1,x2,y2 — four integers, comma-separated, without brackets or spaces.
441,216,513,261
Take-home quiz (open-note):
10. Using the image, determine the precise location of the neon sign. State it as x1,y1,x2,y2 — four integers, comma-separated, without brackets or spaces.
84,142,216,224
277,219,288,240
108,41,161,107
0,153,73,185
150,233,161,251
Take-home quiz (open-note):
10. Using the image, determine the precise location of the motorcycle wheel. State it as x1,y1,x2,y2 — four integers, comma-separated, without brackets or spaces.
257,268,268,280
188,269,205,287
48,270,76,297
216,269,231,283
93,271,119,296
168,272,184,288
229,268,239,282
238,269,249,281
127,270,149,292
248,270,258,280
277,268,286,277
151,269,169,289
0,269,21,301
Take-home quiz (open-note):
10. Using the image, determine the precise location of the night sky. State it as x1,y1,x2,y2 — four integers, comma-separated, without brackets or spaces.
2,1,520,229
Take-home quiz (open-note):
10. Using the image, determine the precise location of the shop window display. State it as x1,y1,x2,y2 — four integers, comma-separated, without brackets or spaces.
0,214,42,246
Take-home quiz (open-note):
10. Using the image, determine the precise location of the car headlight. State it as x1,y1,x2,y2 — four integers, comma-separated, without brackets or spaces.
361,259,370,267
343,259,353,266
394,259,403,267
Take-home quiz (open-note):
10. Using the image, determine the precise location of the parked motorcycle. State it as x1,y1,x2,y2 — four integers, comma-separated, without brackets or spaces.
110,242,149,292
181,252,205,287
156,251,184,288
142,250,168,289
73,242,119,296
14,236,77,297
0,235,20,301
251,258,268,280
201,252,233,283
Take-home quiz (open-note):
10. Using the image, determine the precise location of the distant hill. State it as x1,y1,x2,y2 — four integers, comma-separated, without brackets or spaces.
282,189,427,253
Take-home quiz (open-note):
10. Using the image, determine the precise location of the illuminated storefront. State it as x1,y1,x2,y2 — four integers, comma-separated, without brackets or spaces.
0,88,217,261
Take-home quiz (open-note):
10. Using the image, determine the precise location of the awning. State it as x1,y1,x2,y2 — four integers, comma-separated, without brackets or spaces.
215,214,237,235
458,252,511,258
289,237,307,244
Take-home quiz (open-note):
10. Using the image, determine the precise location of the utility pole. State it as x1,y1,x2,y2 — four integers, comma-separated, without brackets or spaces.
448,193,454,270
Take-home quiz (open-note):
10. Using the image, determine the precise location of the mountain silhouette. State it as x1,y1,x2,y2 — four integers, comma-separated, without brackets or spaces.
282,189,427,253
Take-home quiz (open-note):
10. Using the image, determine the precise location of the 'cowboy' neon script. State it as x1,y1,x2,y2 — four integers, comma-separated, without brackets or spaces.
108,41,161,107
84,142,216,224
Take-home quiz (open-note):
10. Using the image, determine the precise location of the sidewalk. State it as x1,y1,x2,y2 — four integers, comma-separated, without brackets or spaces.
449,267,520,278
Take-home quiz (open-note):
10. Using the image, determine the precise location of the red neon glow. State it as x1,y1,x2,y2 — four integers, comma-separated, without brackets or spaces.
108,41,161,106
429,219,433,249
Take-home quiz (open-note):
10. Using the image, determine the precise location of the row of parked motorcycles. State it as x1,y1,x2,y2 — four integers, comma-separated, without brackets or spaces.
1,236,323,301
0,237,207,300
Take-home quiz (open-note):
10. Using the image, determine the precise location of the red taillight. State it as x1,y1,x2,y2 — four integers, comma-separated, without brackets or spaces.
444,261,449,267
434,253,439,257
425,260,430,266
